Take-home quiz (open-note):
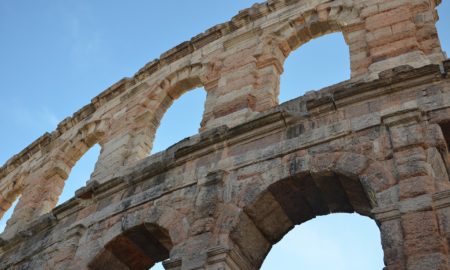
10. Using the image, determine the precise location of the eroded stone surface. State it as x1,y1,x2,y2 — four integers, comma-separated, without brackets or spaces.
0,0,449,269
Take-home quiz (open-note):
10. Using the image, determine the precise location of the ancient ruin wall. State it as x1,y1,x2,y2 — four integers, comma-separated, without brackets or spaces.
0,0,449,269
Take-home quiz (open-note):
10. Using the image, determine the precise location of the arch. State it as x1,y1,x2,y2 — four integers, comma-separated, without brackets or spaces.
133,63,209,154
227,152,394,267
0,195,20,233
57,143,101,205
88,206,189,270
255,2,365,85
34,118,110,208
152,87,206,153
279,32,350,103
0,170,26,222
89,224,172,270
2,118,109,236
62,118,110,168
271,4,361,54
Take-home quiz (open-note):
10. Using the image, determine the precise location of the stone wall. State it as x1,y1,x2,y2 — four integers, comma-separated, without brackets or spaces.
0,0,449,269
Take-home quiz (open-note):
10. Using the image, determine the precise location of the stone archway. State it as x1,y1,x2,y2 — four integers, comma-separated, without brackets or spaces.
225,152,394,269
2,118,110,238
85,205,190,270
125,63,209,158
89,223,172,270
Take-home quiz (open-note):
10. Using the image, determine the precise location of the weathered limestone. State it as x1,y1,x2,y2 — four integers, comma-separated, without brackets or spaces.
0,0,449,269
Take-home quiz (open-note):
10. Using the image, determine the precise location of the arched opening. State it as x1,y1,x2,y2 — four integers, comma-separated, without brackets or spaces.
151,87,207,154
263,4,366,106
230,166,385,269
0,195,20,233
49,119,107,208
279,33,350,103
261,214,383,270
89,223,173,270
0,119,107,237
57,143,101,205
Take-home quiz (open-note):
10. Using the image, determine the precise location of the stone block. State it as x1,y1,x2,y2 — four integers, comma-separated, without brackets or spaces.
399,176,434,199
366,5,412,31
1,0,449,268
402,211,447,256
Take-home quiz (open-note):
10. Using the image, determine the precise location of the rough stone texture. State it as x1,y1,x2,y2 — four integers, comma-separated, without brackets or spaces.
0,0,449,269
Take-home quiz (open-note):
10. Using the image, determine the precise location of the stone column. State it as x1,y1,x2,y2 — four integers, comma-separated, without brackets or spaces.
48,225,86,269
374,209,406,270
163,245,252,270
89,131,139,183
2,158,68,239
361,0,445,79
89,123,153,184
201,36,283,130
381,109,449,269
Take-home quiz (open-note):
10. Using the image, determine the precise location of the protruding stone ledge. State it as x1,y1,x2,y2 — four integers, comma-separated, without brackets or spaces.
2,62,446,191
0,212,57,252
74,181,99,200
163,246,253,270
2,62,450,248
285,64,443,115
51,198,81,221
373,190,450,223
0,132,52,178
163,257,182,270
372,205,401,222
206,246,253,270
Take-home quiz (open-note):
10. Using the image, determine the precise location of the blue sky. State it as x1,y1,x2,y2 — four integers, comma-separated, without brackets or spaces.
0,1,449,269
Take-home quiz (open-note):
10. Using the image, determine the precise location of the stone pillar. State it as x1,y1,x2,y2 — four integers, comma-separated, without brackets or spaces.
435,190,450,268
3,174,64,239
201,37,283,130
162,171,253,270
3,158,69,238
48,225,86,269
361,0,445,79
0,173,23,221
90,132,135,183
163,246,252,270
344,25,371,79
374,210,406,270
90,127,153,184
381,109,450,269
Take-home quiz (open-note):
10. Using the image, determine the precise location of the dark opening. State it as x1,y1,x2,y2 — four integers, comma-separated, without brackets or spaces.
233,172,384,269
89,224,172,270
440,122,450,151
